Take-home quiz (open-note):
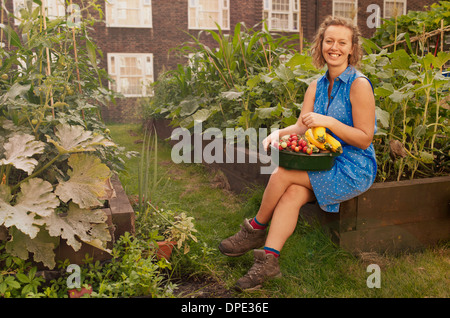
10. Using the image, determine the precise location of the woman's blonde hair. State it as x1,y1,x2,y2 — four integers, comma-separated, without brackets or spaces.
310,16,363,69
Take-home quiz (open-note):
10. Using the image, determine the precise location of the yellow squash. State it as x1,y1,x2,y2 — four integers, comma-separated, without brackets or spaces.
312,126,326,143
325,134,343,153
305,129,332,151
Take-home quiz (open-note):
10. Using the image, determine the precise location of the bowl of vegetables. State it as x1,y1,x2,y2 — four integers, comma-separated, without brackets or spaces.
271,127,342,171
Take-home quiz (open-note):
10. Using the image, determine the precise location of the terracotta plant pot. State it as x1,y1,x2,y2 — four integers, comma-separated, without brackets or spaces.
156,241,176,260
68,285,92,298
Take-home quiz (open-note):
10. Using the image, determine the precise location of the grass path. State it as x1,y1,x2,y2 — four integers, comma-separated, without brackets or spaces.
108,123,450,298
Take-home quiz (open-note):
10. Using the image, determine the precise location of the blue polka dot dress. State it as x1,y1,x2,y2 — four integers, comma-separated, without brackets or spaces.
307,65,377,212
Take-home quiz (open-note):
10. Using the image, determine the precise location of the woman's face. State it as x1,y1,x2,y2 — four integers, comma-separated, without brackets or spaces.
321,25,354,68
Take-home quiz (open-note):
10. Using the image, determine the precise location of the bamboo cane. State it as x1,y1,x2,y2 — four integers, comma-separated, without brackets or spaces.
298,0,303,54
42,0,55,119
69,0,85,120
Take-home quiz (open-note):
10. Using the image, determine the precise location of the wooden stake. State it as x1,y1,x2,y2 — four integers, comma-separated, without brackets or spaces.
42,0,55,120
298,0,303,54
69,0,84,120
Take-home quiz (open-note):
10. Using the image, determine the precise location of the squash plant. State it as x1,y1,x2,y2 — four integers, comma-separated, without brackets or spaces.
0,0,121,269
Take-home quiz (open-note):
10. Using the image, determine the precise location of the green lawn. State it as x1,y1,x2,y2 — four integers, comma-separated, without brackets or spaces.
108,123,450,298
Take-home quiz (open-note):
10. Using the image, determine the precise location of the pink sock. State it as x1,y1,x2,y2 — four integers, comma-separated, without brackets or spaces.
250,217,268,230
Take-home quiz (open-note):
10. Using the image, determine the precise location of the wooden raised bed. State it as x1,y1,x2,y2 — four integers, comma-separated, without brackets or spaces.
301,176,450,254
147,118,450,254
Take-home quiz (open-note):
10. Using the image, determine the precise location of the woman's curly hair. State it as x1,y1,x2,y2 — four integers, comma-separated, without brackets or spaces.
310,16,363,69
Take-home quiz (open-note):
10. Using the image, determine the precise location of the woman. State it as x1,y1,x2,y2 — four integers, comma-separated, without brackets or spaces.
218,16,377,291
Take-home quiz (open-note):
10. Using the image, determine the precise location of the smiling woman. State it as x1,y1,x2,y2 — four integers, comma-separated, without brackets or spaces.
219,15,378,291
310,15,364,70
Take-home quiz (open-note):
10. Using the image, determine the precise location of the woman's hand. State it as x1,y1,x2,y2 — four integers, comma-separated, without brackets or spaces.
301,112,334,129
262,131,279,151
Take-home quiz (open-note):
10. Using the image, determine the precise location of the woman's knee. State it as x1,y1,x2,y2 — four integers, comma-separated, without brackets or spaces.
280,184,313,206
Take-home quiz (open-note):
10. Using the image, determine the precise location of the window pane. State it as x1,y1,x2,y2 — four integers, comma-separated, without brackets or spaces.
272,13,289,30
272,0,290,12
334,1,357,20
385,1,406,18
190,0,228,29
106,0,152,27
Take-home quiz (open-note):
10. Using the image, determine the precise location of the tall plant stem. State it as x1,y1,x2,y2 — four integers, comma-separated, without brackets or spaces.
430,83,440,150
11,154,62,192
206,52,230,89
41,0,55,119
70,0,85,120
260,38,271,72
237,33,249,80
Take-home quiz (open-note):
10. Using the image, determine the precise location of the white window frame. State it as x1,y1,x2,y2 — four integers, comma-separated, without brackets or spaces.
107,53,154,97
188,0,230,30
263,0,300,32
332,0,358,24
105,0,153,28
13,0,65,25
383,0,407,19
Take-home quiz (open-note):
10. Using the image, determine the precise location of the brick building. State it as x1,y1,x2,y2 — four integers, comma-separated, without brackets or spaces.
4,0,440,122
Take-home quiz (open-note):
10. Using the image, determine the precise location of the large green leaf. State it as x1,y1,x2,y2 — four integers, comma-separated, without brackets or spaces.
43,203,111,253
274,64,295,82
46,124,115,154
0,178,59,239
55,153,111,209
179,98,201,117
6,227,59,269
0,133,45,175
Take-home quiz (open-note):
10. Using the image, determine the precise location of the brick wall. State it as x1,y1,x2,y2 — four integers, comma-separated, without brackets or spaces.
313,0,438,40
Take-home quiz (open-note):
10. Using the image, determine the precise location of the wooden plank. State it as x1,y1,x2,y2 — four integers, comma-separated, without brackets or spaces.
340,217,450,254
356,176,450,230
339,197,358,232
109,177,135,237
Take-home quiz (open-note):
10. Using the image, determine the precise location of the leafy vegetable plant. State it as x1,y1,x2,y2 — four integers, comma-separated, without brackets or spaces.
0,0,121,269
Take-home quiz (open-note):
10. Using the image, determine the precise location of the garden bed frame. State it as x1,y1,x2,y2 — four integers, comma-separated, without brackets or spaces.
148,118,450,254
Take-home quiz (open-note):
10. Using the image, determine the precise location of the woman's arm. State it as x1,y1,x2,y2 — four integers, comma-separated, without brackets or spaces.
262,80,317,151
301,77,375,150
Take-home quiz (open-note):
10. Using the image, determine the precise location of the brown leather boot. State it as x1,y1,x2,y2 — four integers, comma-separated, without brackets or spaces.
218,219,266,257
234,249,282,291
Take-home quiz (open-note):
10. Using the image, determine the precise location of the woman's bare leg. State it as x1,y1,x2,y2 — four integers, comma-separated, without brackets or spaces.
264,184,315,251
255,167,314,225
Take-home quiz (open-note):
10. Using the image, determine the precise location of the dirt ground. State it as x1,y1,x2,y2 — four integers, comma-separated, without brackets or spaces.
174,275,234,298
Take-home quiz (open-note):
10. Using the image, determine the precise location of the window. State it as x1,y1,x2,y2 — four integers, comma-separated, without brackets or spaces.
108,53,154,97
189,0,229,30
332,0,358,24
384,0,407,19
263,0,300,32
13,0,65,25
105,0,152,28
